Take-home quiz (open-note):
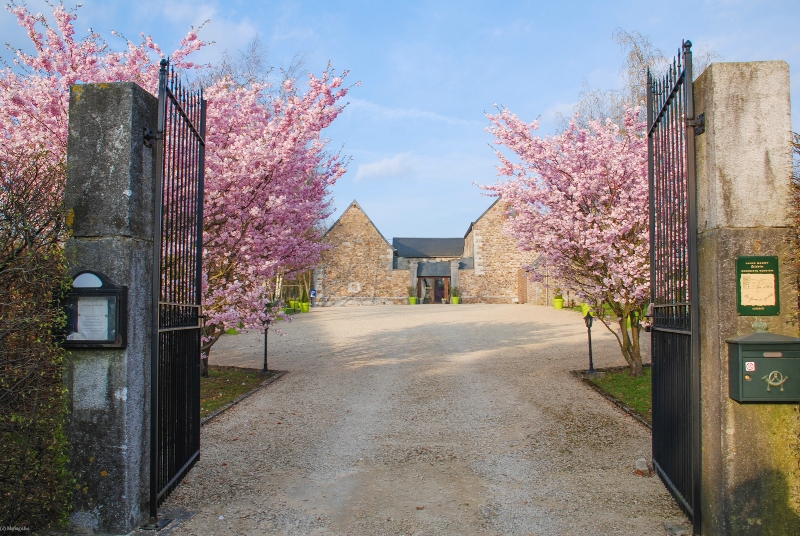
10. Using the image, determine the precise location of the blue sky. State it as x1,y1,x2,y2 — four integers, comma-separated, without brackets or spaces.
3,1,799,239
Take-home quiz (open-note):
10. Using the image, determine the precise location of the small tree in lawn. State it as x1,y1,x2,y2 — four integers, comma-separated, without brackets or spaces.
482,106,649,376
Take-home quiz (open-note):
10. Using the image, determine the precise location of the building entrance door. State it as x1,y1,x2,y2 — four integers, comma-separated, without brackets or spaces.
419,277,449,303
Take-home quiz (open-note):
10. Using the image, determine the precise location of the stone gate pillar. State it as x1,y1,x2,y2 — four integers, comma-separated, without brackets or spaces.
63,83,157,533
695,61,800,534
450,259,460,289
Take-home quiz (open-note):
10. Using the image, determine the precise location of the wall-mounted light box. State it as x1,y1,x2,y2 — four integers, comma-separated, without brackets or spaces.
61,271,127,348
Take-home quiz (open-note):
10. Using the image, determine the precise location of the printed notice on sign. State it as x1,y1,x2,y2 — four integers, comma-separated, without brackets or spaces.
736,256,780,316
740,273,776,306
76,296,109,340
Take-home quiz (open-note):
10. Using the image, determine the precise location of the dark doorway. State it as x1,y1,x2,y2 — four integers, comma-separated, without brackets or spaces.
418,277,450,303
434,278,446,302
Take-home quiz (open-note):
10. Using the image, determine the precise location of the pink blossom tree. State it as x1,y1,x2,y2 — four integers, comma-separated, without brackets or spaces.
200,71,351,364
482,107,649,376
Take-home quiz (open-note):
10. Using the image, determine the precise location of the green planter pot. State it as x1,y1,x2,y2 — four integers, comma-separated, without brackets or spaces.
289,299,299,310
299,302,310,313
553,298,564,310
581,303,591,316
451,297,460,304
408,297,417,305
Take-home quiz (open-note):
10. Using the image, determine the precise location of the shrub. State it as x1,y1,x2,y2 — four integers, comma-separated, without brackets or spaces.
791,133,800,314
0,150,72,529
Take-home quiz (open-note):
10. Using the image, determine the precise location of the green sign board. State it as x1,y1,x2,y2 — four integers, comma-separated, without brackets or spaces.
736,256,780,316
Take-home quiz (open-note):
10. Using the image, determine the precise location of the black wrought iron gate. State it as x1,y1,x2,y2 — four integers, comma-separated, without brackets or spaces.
647,41,701,532
149,59,206,521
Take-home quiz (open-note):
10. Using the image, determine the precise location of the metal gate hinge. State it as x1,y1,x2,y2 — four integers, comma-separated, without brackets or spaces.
687,113,705,136
143,127,162,148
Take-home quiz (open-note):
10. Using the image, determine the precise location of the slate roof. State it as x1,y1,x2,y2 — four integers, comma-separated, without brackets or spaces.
392,237,465,258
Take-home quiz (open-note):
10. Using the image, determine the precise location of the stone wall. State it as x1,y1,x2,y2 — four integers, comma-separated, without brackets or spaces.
459,201,535,303
515,271,571,307
316,202,407,305
525,276,548,306
463,232,474,258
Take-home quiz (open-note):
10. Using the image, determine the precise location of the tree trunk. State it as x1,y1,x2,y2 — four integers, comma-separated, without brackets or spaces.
301,270,311,302
618,315,643,377
200,326,224,378
598,306,645,377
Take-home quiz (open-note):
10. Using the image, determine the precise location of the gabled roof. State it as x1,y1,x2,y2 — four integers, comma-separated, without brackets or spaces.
392,237,464,258
324,200,393,249
463,198,501,238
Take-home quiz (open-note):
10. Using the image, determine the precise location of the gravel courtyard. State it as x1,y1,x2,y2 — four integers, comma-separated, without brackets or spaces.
162,304,686,535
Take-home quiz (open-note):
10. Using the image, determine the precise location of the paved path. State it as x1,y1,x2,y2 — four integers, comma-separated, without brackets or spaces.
163,304,685,535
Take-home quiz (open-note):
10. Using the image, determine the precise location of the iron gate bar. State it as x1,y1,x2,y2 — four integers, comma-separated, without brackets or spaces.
652,326,693,336
648,70,686,137
164,85,205,144
149,60,166,524
685,43,702,535
149,58,206,522
647,40,701,533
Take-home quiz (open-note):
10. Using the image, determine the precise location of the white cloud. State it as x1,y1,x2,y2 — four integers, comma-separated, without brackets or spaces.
489,18,534,38
128,0,258,65
160,1,217,25
546,100,578,123
355,152,415,182
271,26,317,43
347,98,480,128
191,19,259,64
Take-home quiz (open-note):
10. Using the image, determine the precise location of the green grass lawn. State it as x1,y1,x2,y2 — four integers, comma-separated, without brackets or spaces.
200,366,267,419
588,366,652,423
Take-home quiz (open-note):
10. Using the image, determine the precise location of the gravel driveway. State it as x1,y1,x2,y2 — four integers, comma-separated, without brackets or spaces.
161,304,685,535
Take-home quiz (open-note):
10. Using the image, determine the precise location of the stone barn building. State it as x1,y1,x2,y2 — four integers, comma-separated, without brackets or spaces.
314,199,550,306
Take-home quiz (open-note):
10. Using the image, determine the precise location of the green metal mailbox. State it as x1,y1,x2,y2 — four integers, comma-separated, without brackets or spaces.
727,332,800,403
